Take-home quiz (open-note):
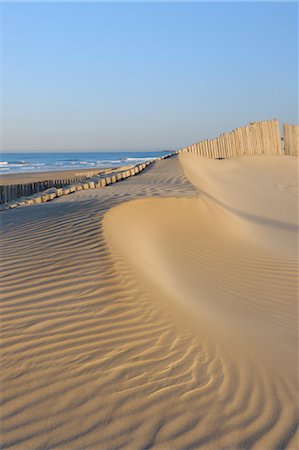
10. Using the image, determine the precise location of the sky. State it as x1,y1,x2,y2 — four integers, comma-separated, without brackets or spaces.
1,1,298,152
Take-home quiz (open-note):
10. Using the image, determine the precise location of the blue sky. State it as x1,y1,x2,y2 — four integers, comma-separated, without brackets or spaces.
1,2,298,152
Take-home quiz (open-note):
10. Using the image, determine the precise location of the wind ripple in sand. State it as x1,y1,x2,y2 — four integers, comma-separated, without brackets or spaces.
104,195,298,450
1,156,298,449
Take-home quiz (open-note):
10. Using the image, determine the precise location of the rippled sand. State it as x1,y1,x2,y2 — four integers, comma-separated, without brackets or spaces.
1,155,298,449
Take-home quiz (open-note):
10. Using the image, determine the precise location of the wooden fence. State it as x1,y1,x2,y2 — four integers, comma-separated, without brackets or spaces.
283,124,299,156
180,119,282,158
0,170,104,204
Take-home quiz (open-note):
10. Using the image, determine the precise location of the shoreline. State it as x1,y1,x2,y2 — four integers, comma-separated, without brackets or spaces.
0,166,115,186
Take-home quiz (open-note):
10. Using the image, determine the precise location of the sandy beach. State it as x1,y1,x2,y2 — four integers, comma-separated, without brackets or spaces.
0,167,119,186
1,154,298,449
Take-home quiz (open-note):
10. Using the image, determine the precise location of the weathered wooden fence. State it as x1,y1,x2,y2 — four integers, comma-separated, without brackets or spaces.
180,119,282,158
283,124,299,156
0,172,103,204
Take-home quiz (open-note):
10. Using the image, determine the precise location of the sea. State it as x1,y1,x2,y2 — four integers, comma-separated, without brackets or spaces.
0,151,171,175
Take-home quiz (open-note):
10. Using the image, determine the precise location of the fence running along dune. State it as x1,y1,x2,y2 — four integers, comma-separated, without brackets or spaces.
180,119,282,158
283,124,299,156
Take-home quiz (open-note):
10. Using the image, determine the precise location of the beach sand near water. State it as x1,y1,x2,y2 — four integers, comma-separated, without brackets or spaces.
1,154,298,449
0,165,134,186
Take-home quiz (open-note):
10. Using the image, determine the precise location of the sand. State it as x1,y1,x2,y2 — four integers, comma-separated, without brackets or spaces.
0,165,136,186
1,154,298,449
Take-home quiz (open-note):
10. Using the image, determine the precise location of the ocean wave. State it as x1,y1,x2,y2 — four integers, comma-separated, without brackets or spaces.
0,152,164,174
0,160,47,167
96,160,122,165
125,157,159,162
5,164,29,167
20,166,37,170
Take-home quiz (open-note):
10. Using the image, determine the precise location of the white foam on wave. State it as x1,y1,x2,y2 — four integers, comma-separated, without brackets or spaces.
126,157,159,162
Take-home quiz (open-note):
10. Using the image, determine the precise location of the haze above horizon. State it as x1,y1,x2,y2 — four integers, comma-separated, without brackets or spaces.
1,2,298,152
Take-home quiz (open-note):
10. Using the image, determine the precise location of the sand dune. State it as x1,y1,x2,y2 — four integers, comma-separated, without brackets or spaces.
1,155,298,449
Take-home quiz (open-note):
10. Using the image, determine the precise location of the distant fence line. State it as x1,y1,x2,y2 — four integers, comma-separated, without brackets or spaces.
0,169,106,204
283,124,299,156
179,119,282,158
0,177,88,204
